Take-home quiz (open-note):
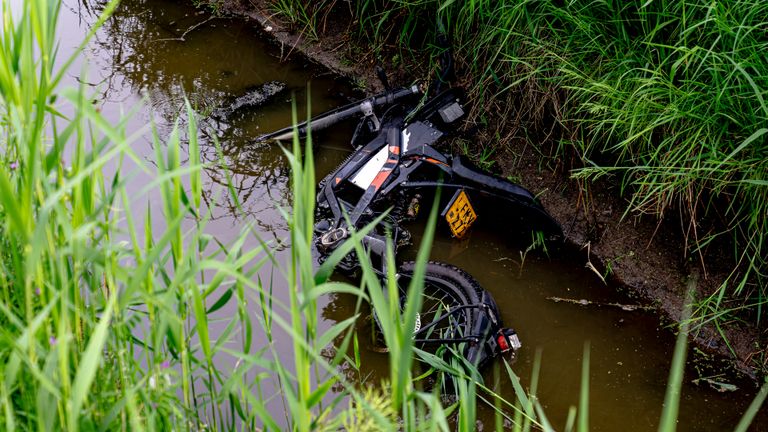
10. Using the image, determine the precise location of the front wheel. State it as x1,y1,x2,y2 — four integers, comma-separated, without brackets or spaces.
397,261,518,368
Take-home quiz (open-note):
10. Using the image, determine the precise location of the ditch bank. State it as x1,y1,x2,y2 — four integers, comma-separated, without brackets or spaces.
203,0,764,381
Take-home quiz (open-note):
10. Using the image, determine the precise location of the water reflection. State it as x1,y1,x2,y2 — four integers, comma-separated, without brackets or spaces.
74,0,353,235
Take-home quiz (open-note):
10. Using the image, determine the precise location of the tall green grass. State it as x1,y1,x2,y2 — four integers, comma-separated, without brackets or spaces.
1,0,766,430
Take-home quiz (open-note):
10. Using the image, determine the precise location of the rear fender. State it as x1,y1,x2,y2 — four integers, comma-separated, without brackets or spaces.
451,156,562,237
403,155,562,238
449,156,537,205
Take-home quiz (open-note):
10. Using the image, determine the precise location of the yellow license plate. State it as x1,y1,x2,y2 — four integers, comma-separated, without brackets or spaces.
444,190,477,239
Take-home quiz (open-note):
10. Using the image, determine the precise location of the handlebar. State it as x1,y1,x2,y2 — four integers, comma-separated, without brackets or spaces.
257,85,421,142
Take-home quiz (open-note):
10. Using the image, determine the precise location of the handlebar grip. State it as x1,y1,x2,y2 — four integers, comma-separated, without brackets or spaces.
371,85,421,107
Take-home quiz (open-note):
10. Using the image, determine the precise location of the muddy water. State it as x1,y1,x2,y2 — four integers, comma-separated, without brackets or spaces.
51,0,766,430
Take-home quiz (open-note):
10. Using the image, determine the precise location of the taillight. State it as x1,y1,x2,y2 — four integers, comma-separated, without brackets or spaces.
497,334,510,352
497,328,522,353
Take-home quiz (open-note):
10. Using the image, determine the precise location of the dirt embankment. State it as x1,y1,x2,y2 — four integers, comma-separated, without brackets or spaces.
212,0,764,379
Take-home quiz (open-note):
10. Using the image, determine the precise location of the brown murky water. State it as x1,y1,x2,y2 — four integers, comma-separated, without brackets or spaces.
50,0,766,430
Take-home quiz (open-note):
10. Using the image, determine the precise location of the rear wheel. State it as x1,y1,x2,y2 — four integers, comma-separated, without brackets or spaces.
397,261,498,366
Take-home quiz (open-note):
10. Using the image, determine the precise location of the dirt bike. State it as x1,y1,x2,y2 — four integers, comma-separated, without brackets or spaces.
259,63,562,369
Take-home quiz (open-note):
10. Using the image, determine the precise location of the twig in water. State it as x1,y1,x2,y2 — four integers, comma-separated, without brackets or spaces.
582,241,607,284
547,296,653,312
155,16,217,42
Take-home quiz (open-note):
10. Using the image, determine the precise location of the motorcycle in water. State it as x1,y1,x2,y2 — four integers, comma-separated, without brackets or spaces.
259,63,561,369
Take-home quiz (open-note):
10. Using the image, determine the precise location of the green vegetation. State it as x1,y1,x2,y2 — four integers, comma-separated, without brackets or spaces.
267,0,326,40
1,0,765,430
265,0,768,347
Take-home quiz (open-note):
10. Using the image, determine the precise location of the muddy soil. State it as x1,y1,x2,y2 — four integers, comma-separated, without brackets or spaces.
205,0,765,379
